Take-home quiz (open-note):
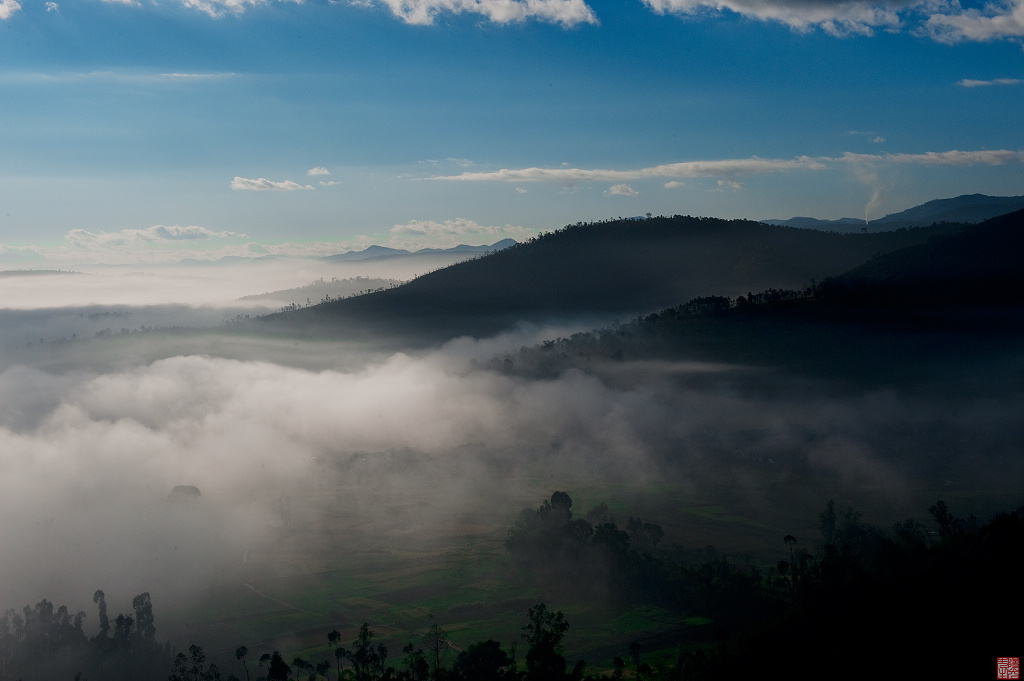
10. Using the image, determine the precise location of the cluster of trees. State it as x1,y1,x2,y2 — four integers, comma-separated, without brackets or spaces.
168,604,583,681
4,496,1020,680
502,493,1024,680
489,290,810,375
504,493,672,604
0,590,170,681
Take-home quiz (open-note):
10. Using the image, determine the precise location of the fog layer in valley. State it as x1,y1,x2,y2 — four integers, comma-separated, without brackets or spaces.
1,259,1021,646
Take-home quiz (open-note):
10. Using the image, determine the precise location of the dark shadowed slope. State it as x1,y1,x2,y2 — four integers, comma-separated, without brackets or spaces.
258,215,965,342
815,207,1024,306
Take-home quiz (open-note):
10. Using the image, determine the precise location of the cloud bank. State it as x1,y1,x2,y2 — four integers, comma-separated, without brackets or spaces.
3,336,1021,615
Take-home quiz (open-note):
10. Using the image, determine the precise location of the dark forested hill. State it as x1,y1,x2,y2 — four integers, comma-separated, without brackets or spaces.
500,210,1024,383
259,215,964,342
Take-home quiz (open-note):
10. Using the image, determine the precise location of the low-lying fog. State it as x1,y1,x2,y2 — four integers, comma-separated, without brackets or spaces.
1,261,1022,640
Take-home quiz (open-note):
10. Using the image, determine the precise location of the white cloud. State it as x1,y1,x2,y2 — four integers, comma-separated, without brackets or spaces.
319,180,342,187
387,218,538,250
101,0,140,5
356,0,598,26
431,156,827,186
230,176,314,191
307,166,331,176
641,0,1024,43
642,0,903,36
664,181,684,188
0,0,22,20
45,2,59,12
515,187,528,194
922,0,1024,42
957,77,1024,87
605,184,639,197
176,0,304,18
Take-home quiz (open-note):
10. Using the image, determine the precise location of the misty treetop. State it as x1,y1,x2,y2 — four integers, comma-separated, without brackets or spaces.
0,590,169,681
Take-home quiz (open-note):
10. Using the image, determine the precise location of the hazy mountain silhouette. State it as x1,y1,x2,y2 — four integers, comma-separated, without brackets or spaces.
763,193,1024,232
320,239,517,263
258,215,965,342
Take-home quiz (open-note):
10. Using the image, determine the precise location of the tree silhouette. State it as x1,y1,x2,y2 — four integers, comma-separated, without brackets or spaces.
521,603,569,681
235,645,250,681
92,589,110,640
452,639,512,681
421,624,448,680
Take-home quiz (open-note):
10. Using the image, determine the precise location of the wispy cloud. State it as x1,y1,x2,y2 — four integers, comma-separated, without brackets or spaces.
45,2,59,12
355,0,598,26
430,149,1024,189
12,225,250,265
847,130,886,144
430,156,827,186
307,166,331,176
605,184,639,197
0,0,22,20
230,176,314,191
838,149,1024,165
0,71,238,86
957,77,1024,87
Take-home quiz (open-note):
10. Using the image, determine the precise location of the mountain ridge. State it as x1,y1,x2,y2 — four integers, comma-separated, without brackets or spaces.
763,193,1024,231
258,215,967,342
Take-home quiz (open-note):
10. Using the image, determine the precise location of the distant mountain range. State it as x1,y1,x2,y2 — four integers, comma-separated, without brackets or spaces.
319,239,517,263
177,240,517,266
763,194,1024,231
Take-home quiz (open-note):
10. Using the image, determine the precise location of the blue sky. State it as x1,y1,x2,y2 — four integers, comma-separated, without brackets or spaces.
1,0,1023,265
